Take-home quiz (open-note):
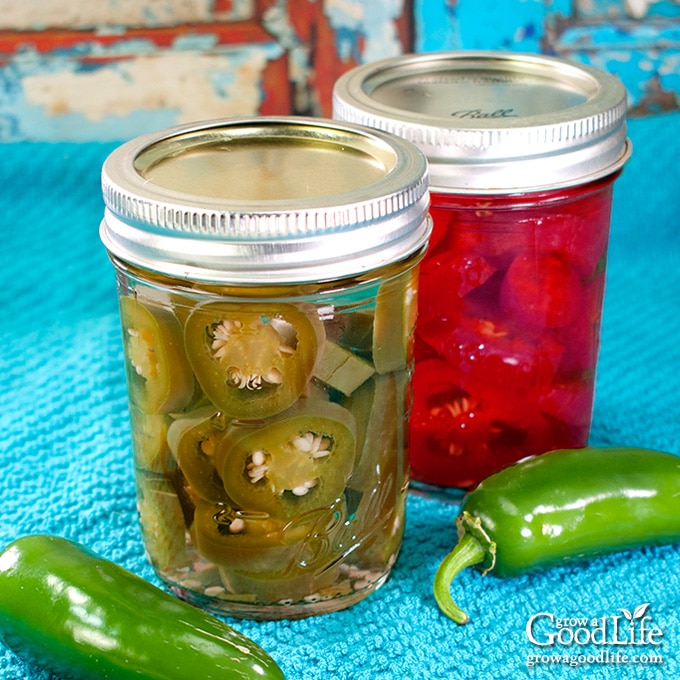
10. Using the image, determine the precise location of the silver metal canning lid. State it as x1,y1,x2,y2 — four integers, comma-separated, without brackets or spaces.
333,51,632,193
100,116,430,284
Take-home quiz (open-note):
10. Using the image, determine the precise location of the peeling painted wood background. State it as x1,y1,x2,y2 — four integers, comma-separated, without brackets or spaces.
416,0,679,118
0,0,676,141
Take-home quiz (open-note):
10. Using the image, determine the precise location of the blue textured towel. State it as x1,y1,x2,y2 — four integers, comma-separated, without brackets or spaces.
1,111,679,680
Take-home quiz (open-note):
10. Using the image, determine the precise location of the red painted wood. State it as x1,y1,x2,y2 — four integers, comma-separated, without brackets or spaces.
0,23,274,54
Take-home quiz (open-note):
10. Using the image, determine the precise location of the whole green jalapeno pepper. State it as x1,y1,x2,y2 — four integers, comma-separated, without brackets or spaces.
0,534,285,680
433,447,680,624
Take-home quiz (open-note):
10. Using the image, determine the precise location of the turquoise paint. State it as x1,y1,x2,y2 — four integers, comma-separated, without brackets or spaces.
456,0,543,51
414,0,458,52
414,0,679,115
416,0,544,52
323,0,403,64
173,33,220,50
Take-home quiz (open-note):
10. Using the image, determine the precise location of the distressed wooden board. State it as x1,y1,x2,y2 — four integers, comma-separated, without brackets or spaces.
0,0,414,141
414,0,679,117
545,1,680,116
307,0,414,115
0,0,257,29
0,29,289,141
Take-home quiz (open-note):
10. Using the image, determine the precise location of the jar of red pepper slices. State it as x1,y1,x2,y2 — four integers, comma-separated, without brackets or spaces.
333,51,632,498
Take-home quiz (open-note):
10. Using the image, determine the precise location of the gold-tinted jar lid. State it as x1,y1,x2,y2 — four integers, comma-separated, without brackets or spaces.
333,51,632,193
100,117,430,283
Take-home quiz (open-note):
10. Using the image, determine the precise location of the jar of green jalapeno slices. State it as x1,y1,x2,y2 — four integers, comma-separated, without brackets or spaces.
100,117,431,620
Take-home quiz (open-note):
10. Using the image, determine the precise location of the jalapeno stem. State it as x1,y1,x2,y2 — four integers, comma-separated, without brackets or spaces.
433,533,486,624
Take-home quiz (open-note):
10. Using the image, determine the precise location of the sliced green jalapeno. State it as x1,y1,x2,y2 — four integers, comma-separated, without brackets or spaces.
130,411,173,473
214,399,356,522
193,499,349,603
313,339,375,396
372,268,418,374
433,446,680,624
119,296,194,414
344,373,400,491
341,373,409,568
192,501,298,573
184,302,323,419
167,406,230,503
136,474,191,572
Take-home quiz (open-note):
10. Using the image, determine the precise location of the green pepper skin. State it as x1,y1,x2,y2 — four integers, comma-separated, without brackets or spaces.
433,447,680,624
0,535,285,680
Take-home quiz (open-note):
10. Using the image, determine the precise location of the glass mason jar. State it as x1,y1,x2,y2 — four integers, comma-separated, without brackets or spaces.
100,117,431,619
333,52,632,498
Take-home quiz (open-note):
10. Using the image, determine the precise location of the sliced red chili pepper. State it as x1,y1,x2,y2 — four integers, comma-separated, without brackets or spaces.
500,251,586,329
423,204,451,255
410,359,498,487
419,251,496,324
443,214,532,269
535,213,608,277
417,310,563,391
410,358,557,488
538,382,594,443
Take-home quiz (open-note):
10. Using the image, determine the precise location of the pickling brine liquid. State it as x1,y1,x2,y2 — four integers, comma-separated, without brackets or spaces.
409,176,618,493
114,257,419,619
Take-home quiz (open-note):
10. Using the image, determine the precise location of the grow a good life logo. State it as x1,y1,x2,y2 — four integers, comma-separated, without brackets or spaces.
525,603,665,669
